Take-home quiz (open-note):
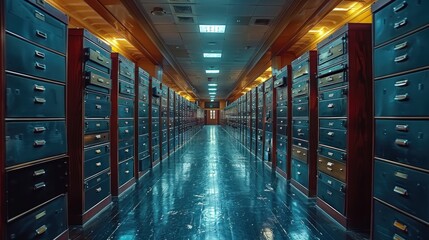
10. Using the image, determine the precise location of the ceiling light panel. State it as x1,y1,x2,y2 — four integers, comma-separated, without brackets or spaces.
208,83,218,86
208,88,217,91
206,70,220,74
204,53,222,58
199,25,226,33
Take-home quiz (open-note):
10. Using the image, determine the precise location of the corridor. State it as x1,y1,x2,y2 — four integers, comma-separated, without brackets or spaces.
70,126,366,240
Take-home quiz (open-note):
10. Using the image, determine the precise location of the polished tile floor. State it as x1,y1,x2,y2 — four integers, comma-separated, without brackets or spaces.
70,126,368,240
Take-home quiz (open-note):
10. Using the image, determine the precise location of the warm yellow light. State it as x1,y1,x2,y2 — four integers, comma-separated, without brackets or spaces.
333,2,358,12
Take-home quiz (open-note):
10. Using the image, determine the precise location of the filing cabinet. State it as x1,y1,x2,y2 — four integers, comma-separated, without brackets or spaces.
264,78,274,164
67,28,111,225
372,0,429,237
136,67,151,177
151,77,161,165
316,23,373,230
168,88,175,154
160,84,168,160
111,53,135,196
257,83,265,160
251,88,258,155
291,51,318,197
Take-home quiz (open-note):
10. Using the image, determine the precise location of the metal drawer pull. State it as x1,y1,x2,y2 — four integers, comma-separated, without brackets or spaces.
125,108,129,112
394,79,409,87
33,169,46,176
34,182,46,190
394,54,408,63
328,152,334,156
394,93,408,101
125,149,130,153
96,123,101,127
297,171,301,175
96,187,102,192
34,10,45,21
35,225,48,235
393,1,407,12
394,171,408,179
34,140,46,146
394,41,408,51
327,103,334,108
95,149,102,154
327,132,334,136
393,186,408,196
393,234,405,240
35,50,45,58
395,124,409,132
97,78,104,83
96,104,102,109
125,170,130,174
327,167,333,171
96,162,102,167
95,134,102,139
34,84,46,92
125,130,129,133
97,55,104,62
327,190,333,196
394,18,407,29
326,77,334,82
327,180,332,185
35,62,46,70
395,138,409,146
393,220,408,232
36,30,48,39
35,211,46,220
34,97,46,104
34,126,46,133
296,150,302,154
327,162,334,167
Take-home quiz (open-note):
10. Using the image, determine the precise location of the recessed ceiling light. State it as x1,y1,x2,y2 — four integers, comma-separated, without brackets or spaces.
208,88,217,91
208,83,218,87
210,99,214,102
206,70,220,74
204,53,222,58
209,92,216,95
199,25,226,33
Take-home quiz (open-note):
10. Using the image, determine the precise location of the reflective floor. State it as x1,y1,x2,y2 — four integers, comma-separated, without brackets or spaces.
70,126,368,240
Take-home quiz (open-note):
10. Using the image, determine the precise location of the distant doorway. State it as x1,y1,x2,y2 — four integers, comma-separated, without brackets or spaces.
205,110,219,125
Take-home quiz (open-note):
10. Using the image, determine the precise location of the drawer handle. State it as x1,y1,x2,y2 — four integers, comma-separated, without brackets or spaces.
327,190,333,196
33,169,46,176
96,123,101,127
95,134,102,139
394,54,408,63
35,225,48,235
395,138,409,146
327,180,332,185
327,162,334,167
393,220,408,232
35,62,46,70
394,41,408,51
395,124,409,132
394,171,408,179
326,76,334,82
393,234,405,240
393,186,408,196
95,149,102,154
96,187,102,192
126,71,131,77
35,210,46,220
125,149,130,153
125,130,129,133
327,132,334,136
34,182,46,190
394,18,407,29
96,104,102,109
34,9,46,21
297,171,301,175
393,1,407,12
36,30,48,39
327,103,334,108
34,126,46,133
34,97,46,104
394,79,408,87
394,93,408,101
125,108,129,112
34,84,46,92
97,78,105,83
327,152,334,156
34,140,46,146
296,150,302,154
97,55,104,62
125,170,130,174
35,50,45,58
96,162,102,167
327,167,333,171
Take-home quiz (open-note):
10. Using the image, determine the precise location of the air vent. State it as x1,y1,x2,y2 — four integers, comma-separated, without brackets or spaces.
254,18,271,25
173,5,193,14
176,16,195,23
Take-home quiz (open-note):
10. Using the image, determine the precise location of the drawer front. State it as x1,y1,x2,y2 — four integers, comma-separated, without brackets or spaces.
277,134,287,144
119,80,135,97
292,80,309,98
374,0,429,46
162,131,168,143
139,86,149,102
276,87,288,102
318,34,346,66
276,139,287,153
319,119,347,131
138,152,150,168
119,62,134,81
374,27,429,78
319,89,347,117
277,106,287,118
292,101,309,117
375,69,429,117
375,119,429,171
152,122,159,133
119,159,134,186
84,152,110,179
6,158,68,219
292,145,308,164
6,74,65,118
84,172,110,211
291,159,309,188
84,132,109,146
119,145,134,162
317,156,346,182
265,123,273,133
139,119,149,135
118,125,134,141
138,102,149,118
84,143,110,162
6,34,66,82
318,172,346,193
318,70,347,90
293,138,308,149
152,106,159,118
318,146,347,162
374,160,429,223
162,144,168,156
317,180,345,215
278,118,287,125
118,97,134,118
84,119,109,134
138,135,149,153
7,195,67,240
84,92,111,118
84,69,111,92
319,127,347,150
373,200,429,240
152,146,160,162
292,61,309,81
277,124,287,136
277,100,287,108
292,120,309,141
5,0,67,53
84,47,111,73
6,121,66,167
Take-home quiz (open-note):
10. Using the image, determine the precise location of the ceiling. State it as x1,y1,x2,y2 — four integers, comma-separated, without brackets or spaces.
136,0,291,100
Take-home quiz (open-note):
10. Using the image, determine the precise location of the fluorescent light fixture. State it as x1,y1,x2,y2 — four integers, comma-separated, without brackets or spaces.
210,99,214,102
199,25,226,33
208,83,218,87
204,53,222,58
206,70,220,74
208,88,217,91
209,92,216,95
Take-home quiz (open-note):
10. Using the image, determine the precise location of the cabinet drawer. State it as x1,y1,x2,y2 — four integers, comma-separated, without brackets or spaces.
317,156,346,182
277,124,287,136
277,134,287,144
84,91,111,118
138,135,149,153
152,122,159,133
375,27,429,78
119,145,134,162
277,100,287,108
292,145,307,164
6,158,68,219
292,80,309,98
374,0,429,46
138,119,149,135
318,66,347,90
84,119,109,134
292,120,309,141
277,118,287,125
318,34,347,67
375,119,429,171
265,123,273,133
292,97,309,117
84,68,111,93
118,97,134,118
6,34,66,82
374,160,429,223
276,87,288,102
319,119,347,131
162,144,168,156
119,138,133,149
7,195,67,240
84,143,110,162
139,86,149,103
83,46,111,74
6,74,65,118
119,80,135,97
373,200,429,240
375,69,429,117
118,125,134,141
6,121,66,167
152,146,160,162
5,0,67,53
319,127,347,150
138,102,149,118
277,106,287,118
318,146,347,162
318,172,346,194
84,132,109,146
152,106,159,118
119,159,134,186
276,138,287,153
84,171,110,211
138,152,150,167
317,180,345,215
319,88,347,117
119,62,135,81
291,159,309,188
84,151,110,179
292,61,309,82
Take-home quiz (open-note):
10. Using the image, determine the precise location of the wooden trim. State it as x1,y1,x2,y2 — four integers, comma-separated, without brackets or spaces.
54,229,69,240
317,198,347,227
81,196,112,224
291,179,309,196
118,178,136,196
134,65,140,179
110,53,120,196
